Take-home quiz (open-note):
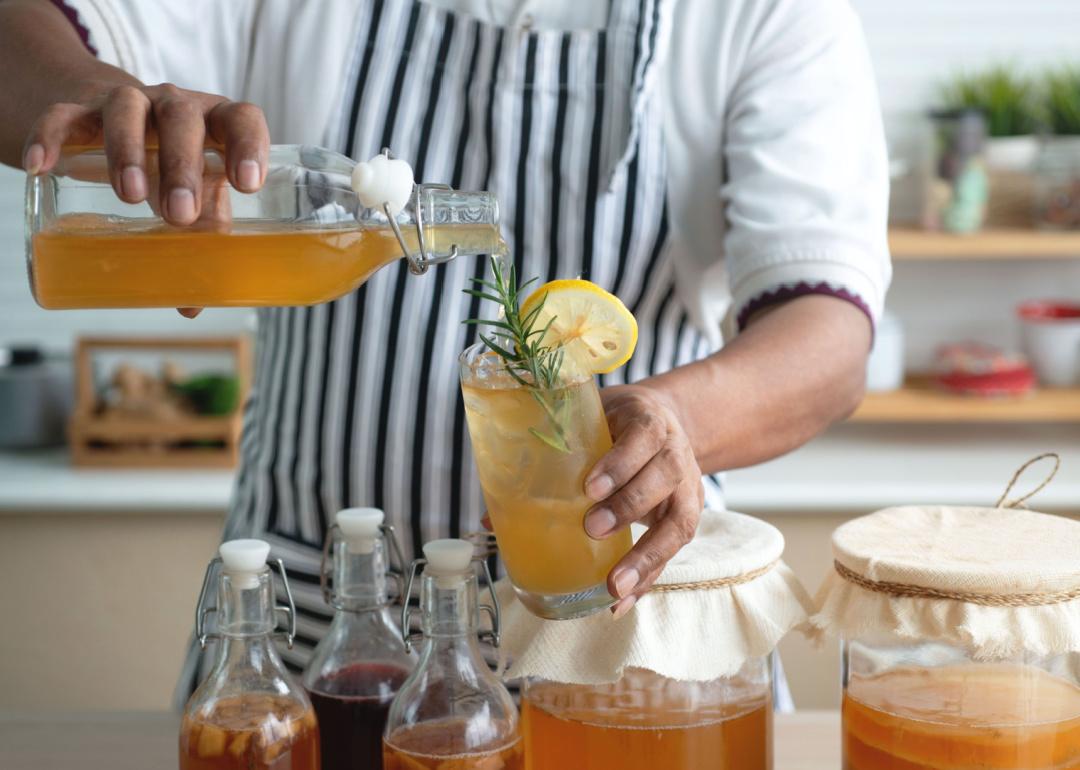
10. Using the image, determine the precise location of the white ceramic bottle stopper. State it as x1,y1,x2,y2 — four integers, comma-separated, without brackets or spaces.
337,507,384,555
219,539,270,590
351,153,415,216
423,538,475,588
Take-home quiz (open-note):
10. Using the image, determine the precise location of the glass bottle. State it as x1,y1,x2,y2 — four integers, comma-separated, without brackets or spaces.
181,539,319,770
383,539,523,770
301,508,416,770
25,145,502,309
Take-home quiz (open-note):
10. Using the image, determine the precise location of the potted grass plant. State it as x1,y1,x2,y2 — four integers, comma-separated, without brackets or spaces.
939,65,1041,170
1035,66,1080,229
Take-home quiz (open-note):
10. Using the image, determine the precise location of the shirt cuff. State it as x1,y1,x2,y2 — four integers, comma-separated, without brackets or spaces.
49,1,97,56
730,253,884,333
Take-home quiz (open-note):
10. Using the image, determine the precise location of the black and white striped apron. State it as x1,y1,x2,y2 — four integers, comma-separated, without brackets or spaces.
179,0,724,696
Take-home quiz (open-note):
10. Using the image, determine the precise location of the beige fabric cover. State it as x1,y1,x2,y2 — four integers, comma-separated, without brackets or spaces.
498,510,813,684
811,505,1080,659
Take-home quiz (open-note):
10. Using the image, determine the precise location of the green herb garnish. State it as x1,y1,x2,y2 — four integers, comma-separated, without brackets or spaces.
464,256,571,452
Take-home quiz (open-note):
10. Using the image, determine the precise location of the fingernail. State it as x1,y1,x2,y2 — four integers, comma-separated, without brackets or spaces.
23,144,44,174
167,188,196,223
121,165,147,200
585,508,616,538
585,473,614,501
612,595,637,620
612,567,640,598
237,159,260,191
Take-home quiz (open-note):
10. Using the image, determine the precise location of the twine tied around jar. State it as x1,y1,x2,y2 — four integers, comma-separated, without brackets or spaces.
650,560,779,593
831,452,1079,608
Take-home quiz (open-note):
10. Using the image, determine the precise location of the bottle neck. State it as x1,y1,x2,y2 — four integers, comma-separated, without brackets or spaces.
420,571,479,639
218,568,276,637
412,187,504,260
331,537,390,613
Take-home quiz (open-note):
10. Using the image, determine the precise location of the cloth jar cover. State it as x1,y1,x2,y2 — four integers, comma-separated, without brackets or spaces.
498,509,814,684
810,505,1080,659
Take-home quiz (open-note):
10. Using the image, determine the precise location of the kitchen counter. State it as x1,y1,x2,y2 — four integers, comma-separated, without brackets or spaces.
0,449,234,513
0,710,841,769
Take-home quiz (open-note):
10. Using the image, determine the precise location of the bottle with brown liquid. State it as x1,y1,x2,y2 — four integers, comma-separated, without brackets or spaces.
383,539,523,770
25,146,502,309
181,539,319,770
301,508,416,770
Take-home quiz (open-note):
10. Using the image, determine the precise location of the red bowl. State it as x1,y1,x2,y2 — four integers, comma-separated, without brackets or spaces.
1018,300,1080,322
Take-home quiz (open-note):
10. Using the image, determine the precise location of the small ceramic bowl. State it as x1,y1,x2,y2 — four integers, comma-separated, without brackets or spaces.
1018,300,1080,387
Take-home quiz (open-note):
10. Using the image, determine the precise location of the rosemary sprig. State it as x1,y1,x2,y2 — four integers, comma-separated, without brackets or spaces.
464,256,571,453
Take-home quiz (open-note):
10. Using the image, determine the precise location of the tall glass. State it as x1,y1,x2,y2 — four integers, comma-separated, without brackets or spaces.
459,343,631,619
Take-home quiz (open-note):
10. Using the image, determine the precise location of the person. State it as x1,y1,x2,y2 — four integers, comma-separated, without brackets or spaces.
0,0,890,704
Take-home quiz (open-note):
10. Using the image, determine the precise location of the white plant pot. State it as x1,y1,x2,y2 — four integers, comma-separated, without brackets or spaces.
984,135,1040,172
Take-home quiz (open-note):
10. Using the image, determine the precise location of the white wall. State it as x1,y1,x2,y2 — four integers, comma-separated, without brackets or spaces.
3,0,1079,355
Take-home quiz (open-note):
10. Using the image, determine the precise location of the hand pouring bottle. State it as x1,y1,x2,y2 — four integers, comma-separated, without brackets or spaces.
382,539,523,769
26,147,502,309
302,508,416,770
181,539,319,770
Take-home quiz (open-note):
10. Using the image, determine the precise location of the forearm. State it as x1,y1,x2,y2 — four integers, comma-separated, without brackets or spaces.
642,294,872,474
0,0,140,167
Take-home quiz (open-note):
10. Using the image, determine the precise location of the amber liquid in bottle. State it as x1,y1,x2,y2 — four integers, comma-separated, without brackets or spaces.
30,214,499,309
383,721,523,770
843,663,1080,770
180,695,319,770
522,680,771,770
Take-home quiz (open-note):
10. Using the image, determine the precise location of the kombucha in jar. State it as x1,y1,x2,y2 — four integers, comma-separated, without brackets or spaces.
383,721,523,770
522,664,773,770
843,658,1080,770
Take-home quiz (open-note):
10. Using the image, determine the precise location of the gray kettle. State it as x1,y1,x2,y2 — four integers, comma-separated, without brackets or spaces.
0,346,74,448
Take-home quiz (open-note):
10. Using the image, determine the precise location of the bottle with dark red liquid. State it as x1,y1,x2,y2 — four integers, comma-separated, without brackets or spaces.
302,509,416,770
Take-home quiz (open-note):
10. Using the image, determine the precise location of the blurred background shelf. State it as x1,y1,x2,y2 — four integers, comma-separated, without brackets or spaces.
890,227,1080,261
851,376,1080,423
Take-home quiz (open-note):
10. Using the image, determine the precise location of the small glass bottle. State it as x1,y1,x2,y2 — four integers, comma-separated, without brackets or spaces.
25,145,502,309
302,508,416,770
383,539,523,770
181,539,319,770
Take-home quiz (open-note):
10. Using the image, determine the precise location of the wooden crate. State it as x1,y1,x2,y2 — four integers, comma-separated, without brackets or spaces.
69,336,251,469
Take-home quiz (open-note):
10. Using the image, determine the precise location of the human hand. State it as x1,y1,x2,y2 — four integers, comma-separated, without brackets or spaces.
22,81,270,318
23,82,269,222
584,384,704,618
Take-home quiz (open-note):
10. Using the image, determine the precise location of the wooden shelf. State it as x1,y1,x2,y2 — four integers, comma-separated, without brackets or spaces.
850,376,1080,423
889,226,1080,261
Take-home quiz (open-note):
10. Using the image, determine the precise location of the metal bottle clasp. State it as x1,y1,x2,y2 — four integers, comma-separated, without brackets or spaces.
379,148,460,276
399,553,502,653
318,522,408,611
194,557,298,650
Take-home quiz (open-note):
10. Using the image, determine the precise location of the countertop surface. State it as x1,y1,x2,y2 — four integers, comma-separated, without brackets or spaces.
0,710,841,769
3,423,1077,514
0,449,234,513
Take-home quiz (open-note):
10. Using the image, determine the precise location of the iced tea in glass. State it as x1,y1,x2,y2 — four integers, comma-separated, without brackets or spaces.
460,343,631,619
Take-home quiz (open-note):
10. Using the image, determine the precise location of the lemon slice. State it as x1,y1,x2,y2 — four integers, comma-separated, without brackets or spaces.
520,279,637,374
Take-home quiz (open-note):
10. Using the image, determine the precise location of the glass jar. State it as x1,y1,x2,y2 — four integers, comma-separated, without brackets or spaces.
923,109,988,233
521,660,773,770
25,145,501,309
1034,136,1080,230
843,633,1080,770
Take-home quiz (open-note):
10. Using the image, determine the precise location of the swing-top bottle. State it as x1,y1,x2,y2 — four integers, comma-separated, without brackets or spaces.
181,539,319,770
301,508,416,770
382,539,523,769
25,146,502,309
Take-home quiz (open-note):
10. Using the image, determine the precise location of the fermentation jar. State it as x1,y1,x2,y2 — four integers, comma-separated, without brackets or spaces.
501,510,813,770
812,502,1080,770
